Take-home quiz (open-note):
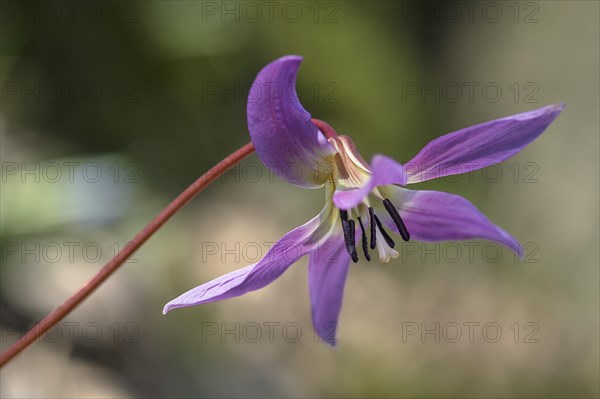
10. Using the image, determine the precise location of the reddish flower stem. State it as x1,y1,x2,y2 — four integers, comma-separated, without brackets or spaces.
311,118,338,139
0,142,255,367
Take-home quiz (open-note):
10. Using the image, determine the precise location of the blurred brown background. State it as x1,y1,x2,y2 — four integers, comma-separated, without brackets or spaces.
1,1,598,397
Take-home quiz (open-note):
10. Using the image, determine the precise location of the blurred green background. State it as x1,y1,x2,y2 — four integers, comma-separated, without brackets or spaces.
1,1,598,397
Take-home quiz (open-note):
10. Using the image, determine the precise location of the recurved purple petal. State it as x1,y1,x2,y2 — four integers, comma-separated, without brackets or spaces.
404,104,565,184
247,55,335,188
308,236,350,346
376,186,524,258
332,154,407,210
163,214,321,314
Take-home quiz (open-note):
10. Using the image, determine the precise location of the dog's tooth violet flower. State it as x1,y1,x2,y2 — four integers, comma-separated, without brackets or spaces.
163,55,564,346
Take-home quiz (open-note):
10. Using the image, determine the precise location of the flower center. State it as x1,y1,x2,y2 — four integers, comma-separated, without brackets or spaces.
311,119,410,263
338,201,410,264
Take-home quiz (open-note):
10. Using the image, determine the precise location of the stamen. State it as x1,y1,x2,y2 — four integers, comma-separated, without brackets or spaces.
373,214,395,248
348,219,358,263
357,216,371,261
369,207,377,249
340,209,348,222
383,199,411,241
340,210,358,263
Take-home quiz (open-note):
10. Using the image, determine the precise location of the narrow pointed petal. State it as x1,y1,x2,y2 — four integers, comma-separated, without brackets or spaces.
308,237,351,346
163,215,321,314
247,55,335,188
404,104,565,184
376,186,525,258
332,154,406,210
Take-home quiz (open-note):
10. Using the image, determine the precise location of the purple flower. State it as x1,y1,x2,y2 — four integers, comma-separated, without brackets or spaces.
163,55,564,346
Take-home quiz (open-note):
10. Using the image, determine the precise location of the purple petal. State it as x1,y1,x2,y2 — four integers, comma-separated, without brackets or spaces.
404,104,565,184
377,186,524,258
332,154,407,210
163,215,320,314
308,236,350,346
247,55,335,188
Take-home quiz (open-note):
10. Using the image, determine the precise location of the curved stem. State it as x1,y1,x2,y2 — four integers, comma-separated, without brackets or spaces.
310,118,338,139
0,142,255,367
